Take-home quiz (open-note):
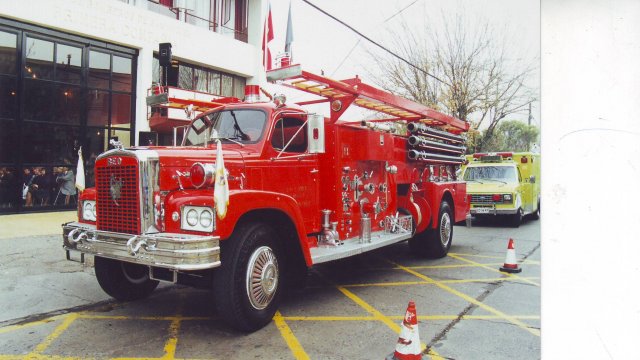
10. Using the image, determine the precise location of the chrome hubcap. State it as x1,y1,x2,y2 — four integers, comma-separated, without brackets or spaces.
246,246,279,310
440,213,451,247
121,263,148,285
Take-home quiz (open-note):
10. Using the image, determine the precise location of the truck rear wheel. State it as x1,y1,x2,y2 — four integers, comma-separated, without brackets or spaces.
213,222,284,332
531,200,540,220
408,201,453,258
94,257,159,301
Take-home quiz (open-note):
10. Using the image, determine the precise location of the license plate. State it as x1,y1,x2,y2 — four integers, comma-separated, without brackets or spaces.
474,208,492,214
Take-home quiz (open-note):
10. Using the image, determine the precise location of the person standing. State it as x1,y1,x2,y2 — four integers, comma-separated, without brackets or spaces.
57,167,76,205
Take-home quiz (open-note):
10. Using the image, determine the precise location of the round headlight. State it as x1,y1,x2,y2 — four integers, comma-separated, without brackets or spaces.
200,209,213,228
186,209,199,226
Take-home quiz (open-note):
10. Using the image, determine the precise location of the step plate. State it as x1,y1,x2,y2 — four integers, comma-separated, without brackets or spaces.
310,230,412,264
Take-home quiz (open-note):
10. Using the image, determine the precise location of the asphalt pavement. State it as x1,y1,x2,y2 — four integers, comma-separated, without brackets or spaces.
0,215,540,359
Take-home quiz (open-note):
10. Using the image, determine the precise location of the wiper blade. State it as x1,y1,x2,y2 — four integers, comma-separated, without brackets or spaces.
214,136,245,147
466,179,484,184
485,179,507,184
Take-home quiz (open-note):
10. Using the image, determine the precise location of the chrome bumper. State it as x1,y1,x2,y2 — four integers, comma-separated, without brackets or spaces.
470,207,518,215
62,222,221,271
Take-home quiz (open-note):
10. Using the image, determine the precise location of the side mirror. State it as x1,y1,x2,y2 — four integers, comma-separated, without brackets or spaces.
529,175,536,184
307,113,325,154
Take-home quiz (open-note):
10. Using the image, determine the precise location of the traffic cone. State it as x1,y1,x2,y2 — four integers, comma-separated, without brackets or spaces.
499,238,522,273
385,301,424,360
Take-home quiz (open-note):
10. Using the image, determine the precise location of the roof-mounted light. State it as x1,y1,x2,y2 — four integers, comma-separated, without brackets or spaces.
244,85,260,103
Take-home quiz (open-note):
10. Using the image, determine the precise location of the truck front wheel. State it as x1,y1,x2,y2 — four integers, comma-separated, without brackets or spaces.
408,201,453,258
213,222,284,332
94,257,159,301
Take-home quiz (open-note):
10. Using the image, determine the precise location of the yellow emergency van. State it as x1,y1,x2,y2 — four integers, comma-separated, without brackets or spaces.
461,152,540,227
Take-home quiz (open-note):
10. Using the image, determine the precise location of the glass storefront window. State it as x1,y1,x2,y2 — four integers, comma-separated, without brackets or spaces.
221,74,233,96
194,68,207,92
0,31,17,75
54,85,82,125
152,56,161,85
111,128,131,148
0,119,17,163
208,72,221,95
89,50,110,89
21,123,80,164
20,165,77,209
111,93,131,128
87,89,109,127
0,165,18,211
0,76,17,119
25,37,54,80
56,44,82,84
233,76,245,99
23,79,53,121
179,65,193,89
112,55,132,92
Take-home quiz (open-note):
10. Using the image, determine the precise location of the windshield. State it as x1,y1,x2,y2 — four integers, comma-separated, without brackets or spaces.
464,165,518,184
183,109,267,146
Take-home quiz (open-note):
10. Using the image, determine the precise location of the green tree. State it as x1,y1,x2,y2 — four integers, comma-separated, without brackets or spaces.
478,120,539,152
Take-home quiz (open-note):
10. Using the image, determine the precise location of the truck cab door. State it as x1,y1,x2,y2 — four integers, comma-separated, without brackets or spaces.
264,115,320,233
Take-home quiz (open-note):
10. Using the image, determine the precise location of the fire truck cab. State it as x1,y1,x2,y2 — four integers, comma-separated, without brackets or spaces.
462,152,540,227
62,64,470,332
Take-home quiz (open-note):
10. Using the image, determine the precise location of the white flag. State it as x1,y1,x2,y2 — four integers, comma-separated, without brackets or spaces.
214,140,229,219
75,147,85,192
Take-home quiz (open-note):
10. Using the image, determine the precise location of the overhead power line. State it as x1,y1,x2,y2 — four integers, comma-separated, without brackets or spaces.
301,0,451,87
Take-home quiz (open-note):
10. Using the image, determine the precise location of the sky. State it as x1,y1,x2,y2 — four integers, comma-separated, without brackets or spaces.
265,0,540,127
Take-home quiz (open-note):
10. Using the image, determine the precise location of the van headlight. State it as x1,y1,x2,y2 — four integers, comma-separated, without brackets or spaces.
82,200,96,221
181,206,215,232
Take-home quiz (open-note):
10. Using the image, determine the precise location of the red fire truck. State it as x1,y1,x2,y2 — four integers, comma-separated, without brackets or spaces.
62,63,470,332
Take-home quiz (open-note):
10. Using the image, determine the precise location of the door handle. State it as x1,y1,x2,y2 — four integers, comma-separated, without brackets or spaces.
310,169,319,174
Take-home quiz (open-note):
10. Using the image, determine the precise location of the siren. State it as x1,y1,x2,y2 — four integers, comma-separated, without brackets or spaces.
244,85,260,103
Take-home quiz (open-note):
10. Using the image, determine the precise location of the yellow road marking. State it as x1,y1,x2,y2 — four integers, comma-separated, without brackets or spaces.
341,276,541,288
391,261,540,337
273,311,310,360
447,254,540,287
281,314,539,321
448,252,504,259
76,314,211,322
162,318,181,360
336,286,444,360
28,313,79,356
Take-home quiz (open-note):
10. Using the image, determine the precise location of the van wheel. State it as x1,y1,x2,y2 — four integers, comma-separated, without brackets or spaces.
510,208,523,228
213,222,284,332
531,200,540,220
408,201,453,258
94,257,158,301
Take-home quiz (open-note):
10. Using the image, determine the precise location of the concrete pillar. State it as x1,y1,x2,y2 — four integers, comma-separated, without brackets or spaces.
246,0,266,86
134,46,154,145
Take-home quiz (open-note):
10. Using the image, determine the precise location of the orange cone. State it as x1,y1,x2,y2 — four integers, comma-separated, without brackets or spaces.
385,301,424,360
499,238,522,273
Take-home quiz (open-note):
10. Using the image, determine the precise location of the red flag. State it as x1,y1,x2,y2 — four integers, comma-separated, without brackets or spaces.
262,2,274,70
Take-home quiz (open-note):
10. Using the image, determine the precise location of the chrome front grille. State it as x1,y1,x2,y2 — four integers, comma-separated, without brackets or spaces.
470,194,503,204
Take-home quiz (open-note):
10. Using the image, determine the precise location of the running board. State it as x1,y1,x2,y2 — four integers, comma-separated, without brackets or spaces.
310,230,412,264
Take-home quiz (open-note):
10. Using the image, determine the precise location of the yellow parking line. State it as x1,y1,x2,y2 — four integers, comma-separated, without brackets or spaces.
273,311,310,360
337,286,444,360
390,261,540,337
344,281,430,288
281,314,539,321
28,313,79,356
448,252,504,259
447,254,540,287
162,318,181,360
440,277,540,284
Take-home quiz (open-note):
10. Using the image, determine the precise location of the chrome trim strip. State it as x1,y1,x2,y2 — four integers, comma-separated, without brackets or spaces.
63,222,221,271
310,230,411,264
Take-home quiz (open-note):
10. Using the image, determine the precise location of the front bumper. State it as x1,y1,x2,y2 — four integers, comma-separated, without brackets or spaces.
62,222,221,271
469,206,518,215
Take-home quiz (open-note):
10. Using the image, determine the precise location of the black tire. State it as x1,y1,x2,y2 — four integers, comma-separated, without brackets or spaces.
408,201,453,258
94,257,158,301
510,208,523,228
531,200,540,220
213,222,284,332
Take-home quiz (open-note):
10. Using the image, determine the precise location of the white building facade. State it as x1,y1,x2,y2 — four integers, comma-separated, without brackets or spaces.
0,0,267,213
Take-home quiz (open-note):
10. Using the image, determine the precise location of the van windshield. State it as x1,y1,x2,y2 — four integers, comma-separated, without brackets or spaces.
464,166,518,184
183,109,266,146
